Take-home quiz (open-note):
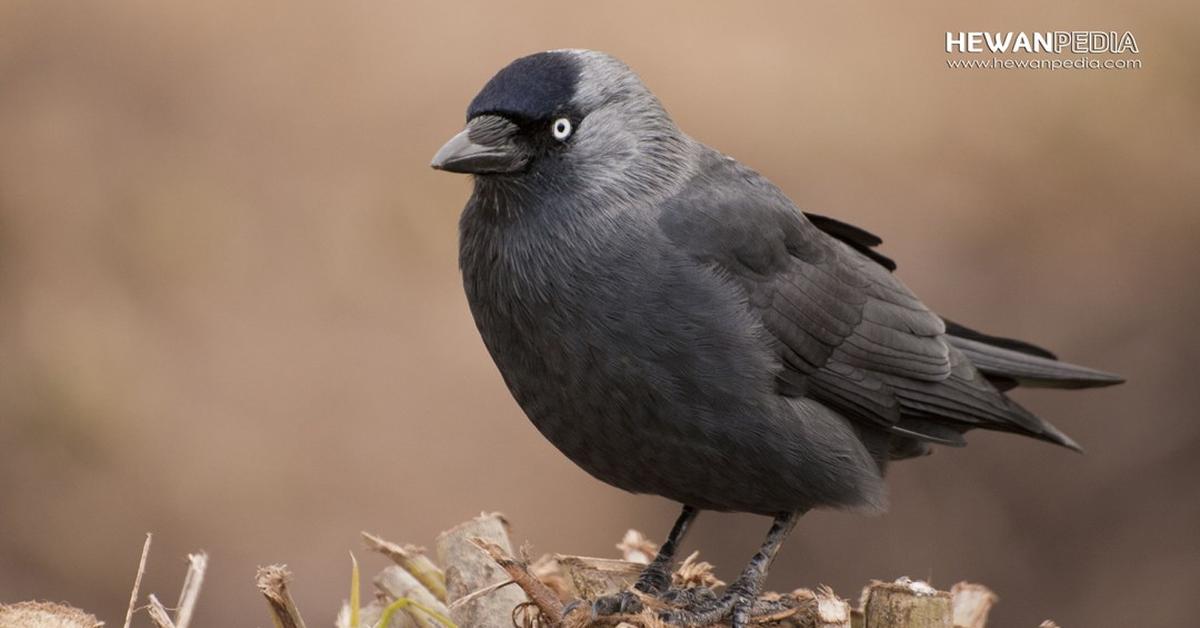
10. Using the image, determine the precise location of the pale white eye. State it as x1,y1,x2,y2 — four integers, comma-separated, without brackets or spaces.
551,117,573,141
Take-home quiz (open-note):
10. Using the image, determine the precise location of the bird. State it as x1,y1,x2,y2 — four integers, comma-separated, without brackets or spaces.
431,50,1122,626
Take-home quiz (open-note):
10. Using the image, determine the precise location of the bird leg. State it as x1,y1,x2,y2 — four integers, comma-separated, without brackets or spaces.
659,510,802,628
590,504,699,617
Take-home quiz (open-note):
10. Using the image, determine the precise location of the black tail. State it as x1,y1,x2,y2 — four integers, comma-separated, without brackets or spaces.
944,319,1124,390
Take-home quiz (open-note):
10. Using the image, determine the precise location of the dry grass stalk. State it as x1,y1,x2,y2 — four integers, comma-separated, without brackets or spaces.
173,552,207,628
256,564,307,628
0,515,1013,628
363,531,448,603
528,554,574,601
447,578,518,611
147,594,175,628
813,587,853,628
771,586,851,628
616,530,657,565
671,551,724,589
0,601,103,628
469,537,564,625
123,533,152,628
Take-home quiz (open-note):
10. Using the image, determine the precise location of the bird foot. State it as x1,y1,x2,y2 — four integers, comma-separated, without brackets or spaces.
655,577,785,627
660,585,720,609
590,589,646,616
658,597,789,627
590,509,798,626
589,584,787,627
589,559,674,617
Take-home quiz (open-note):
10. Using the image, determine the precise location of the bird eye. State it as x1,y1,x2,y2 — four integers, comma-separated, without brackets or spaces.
551,117,573,141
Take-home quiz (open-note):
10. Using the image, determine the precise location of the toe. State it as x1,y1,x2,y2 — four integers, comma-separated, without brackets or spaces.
591,590,643,617
730,596,753,628
661,586,718,608
618,592,644,614
657,596,727,626
634,565,672,595
561,599,586,621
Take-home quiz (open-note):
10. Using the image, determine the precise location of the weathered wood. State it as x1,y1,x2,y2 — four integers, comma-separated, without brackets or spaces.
556,555,642,599
0,601,103,628
801,586,853,628
435,512,528,628
860,578,952,628
528,553,576,601
363,531,448,603
375,564,453,628
470,537,566,625
338,599,417,628
2,516,1020,628
949,582,997,628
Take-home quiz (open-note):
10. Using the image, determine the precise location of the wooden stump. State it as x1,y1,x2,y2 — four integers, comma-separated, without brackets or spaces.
859,578,952,628
435,512,529,628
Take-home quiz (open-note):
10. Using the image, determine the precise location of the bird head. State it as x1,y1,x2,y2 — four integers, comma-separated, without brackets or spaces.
432,50,691,202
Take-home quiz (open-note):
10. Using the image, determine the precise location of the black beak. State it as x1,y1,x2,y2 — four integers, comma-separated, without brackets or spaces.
431,128,526,174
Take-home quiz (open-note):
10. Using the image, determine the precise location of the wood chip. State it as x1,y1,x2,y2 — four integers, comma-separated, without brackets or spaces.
435,512,528,628
0,601,104,628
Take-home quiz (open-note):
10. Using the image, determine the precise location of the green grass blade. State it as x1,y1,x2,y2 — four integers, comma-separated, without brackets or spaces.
375,597,456,628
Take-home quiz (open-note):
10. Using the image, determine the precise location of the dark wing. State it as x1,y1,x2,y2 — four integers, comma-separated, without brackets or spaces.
660,155,1079,450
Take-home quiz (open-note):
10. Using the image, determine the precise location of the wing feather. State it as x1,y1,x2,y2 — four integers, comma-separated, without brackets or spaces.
660,152,1077,450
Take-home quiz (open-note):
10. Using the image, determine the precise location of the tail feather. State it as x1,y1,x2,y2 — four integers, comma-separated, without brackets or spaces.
982,395,1085,452
951,336,1124,389
943,319,1057,360
942,319,1124,389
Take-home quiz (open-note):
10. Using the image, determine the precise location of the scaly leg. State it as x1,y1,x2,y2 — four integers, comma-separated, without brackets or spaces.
589,504,699,616
660,510,802,627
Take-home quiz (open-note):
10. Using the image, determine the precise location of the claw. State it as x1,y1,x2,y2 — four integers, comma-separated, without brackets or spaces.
591,590,644,617
594,505,700,620
561,599,586,620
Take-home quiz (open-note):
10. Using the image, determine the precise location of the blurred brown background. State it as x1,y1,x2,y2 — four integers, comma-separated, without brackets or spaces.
1,1,1196,626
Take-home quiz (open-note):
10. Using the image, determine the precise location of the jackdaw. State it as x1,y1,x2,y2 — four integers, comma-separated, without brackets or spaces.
431,50,1122,626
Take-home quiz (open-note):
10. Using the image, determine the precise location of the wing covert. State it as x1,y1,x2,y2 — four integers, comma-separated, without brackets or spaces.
657,153,1066,447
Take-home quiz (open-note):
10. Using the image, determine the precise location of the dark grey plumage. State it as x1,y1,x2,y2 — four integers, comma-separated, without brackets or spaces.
433,49,1122,625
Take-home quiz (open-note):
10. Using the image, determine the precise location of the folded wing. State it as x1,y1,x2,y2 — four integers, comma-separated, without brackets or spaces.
660,155,1085,451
